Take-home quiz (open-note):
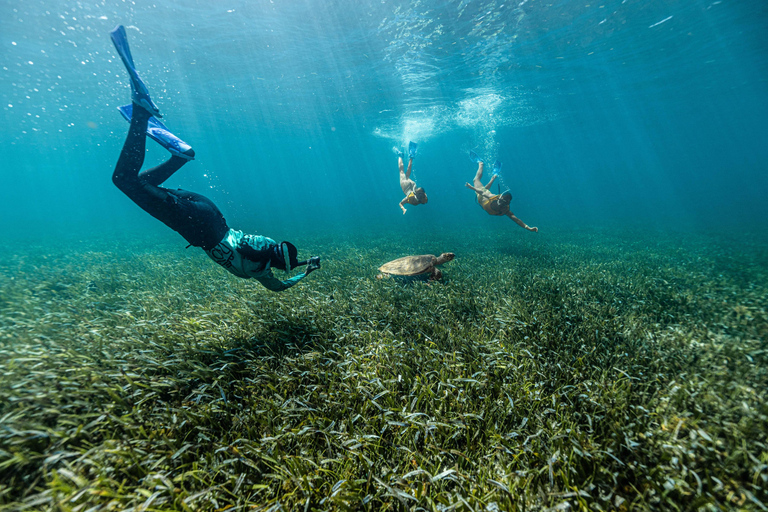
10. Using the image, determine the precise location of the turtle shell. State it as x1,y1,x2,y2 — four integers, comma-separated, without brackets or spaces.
378,254,438,276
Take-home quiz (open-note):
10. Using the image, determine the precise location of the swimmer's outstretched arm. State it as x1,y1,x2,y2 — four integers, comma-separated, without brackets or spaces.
507,212,538,232
399,197,408,214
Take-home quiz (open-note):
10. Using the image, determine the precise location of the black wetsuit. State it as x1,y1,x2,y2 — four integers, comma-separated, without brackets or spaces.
112,106,228,250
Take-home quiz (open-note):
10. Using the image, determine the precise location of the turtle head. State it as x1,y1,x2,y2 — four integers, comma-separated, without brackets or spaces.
436,252,455,265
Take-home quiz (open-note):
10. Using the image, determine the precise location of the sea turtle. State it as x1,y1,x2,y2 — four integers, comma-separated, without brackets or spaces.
377,253,455,282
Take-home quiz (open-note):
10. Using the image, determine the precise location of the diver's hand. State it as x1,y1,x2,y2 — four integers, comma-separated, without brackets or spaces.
305,256,321,275
527,226,538,232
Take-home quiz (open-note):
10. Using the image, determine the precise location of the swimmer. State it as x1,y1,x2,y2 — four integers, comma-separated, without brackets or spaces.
394,142,428,214
465,151,538,232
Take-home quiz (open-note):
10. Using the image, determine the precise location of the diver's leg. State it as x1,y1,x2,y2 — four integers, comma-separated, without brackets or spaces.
473,162,485,189
138,156,189,187
405,157,413,179
399,157,411,194
112,105,159,197
109,25,225,248
117,104,195,161
112,104,173,209
112,111,226,248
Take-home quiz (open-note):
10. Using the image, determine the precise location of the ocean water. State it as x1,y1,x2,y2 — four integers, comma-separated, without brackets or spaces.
2,0,767,241
2,1,768,509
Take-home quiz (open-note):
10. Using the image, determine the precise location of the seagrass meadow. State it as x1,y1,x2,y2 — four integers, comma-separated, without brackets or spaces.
1,226,766,511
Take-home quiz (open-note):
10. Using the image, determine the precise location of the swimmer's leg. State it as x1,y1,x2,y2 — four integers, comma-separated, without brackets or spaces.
399,157,415,194
473,161,485,189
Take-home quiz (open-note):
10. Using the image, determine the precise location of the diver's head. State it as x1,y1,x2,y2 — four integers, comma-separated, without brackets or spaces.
270,241,300,271
415,187,428,203
500,190,512,206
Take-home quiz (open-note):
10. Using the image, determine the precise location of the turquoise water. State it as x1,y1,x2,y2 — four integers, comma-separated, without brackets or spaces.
3,3,768,507
1,0,767,240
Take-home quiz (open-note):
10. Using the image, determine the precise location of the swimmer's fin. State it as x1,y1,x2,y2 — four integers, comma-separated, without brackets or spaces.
408,141,418,159
492,160,502,176
118,104,195,160
469,150,483,164
110,25,161,118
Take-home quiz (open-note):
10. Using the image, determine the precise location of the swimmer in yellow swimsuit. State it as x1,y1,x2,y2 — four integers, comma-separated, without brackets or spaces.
395,142,428,214
464,152,538,232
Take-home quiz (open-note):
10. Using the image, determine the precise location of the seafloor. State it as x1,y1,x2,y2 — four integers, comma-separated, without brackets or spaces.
1,227,766,511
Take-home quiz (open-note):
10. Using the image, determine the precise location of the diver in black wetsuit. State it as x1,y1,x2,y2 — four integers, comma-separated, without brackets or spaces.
110,25,320,291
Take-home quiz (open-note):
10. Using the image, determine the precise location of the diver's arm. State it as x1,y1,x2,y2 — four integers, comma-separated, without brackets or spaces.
254,258,320,292
507,213,538,232
399,197,408,214
255,271,307,292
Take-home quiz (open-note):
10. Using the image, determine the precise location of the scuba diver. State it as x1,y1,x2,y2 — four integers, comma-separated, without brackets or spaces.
465,151,538,233
394,142,428,214
109,25,320,291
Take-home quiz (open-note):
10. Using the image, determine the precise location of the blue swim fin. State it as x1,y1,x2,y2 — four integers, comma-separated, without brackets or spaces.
110,25,161,117
469,150,483,164
408,141,418,159
118,104,194,160
492,160,502,176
